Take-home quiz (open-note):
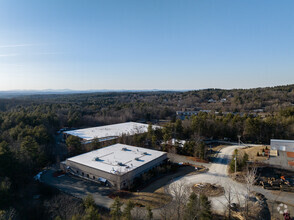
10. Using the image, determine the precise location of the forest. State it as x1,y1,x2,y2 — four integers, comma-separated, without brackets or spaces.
0,84,294,219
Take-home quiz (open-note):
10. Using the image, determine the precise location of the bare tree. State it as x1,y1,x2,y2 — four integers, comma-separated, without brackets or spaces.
223,168,258,219
158,202,175,220
44,193,84,219
221,183,247,220
131,206,145,220
166,181,190,220
243,167,257,219
223,186,234,220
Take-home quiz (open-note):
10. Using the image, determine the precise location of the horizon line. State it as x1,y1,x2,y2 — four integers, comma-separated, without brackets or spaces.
0,83,293,94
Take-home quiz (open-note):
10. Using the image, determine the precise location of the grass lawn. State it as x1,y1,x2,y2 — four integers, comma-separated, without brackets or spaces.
239,145,270,162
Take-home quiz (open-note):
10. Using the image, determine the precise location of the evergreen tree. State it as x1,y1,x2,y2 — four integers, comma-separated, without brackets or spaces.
184,192,199,220
146,205,153,220
21,136,40,160
184,193,212,220
175,119,183,138
242,153,249,167
71,215,82,220
147,123,153,139
66,135,82,155
122,200,134,220
83,205,101,220
199,194,212,220
0,141,14,177
83,194,95,209
110,197,123,220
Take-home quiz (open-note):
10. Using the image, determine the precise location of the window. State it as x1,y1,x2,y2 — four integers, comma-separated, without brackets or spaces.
82,172,84,176
76,170,79,174
87,174,89,178
93,176,95,180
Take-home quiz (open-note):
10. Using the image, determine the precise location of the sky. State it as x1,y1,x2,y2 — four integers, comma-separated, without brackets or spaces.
0,0,293,91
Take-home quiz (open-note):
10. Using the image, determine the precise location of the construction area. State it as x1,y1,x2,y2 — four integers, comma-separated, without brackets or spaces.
256,166,294,192
192,183,225,197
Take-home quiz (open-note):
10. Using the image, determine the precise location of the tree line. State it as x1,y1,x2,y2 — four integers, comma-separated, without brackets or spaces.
0,85,293,218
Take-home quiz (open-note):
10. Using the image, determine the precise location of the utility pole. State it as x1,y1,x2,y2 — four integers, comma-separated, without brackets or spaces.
235,151,237,173
237,135,241,146
235,135,241,173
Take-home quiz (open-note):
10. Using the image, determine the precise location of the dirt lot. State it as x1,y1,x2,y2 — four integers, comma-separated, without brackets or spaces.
256,166,294,180
255,166,294,192
192,183,225,197
109,187,172,209
231,166,294,191
240,145,269,162
185,156,209,163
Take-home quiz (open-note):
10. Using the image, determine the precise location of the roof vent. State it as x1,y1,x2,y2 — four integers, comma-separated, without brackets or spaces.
117,162,125,166
94,157,100,161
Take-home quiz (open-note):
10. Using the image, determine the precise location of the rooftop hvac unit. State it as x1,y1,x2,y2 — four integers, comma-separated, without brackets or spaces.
117,162,125,166
94,157,100,161
122,147,128,151
135,157,140,161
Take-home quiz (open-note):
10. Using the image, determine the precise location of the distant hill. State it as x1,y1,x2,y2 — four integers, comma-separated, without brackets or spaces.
0,84,293,115
0,89,171,98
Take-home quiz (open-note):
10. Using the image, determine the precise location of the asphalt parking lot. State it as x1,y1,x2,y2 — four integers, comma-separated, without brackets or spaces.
41,168,114,209
265,151,292,169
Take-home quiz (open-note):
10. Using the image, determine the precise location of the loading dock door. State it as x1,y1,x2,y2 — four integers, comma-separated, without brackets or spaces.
98,177,108,186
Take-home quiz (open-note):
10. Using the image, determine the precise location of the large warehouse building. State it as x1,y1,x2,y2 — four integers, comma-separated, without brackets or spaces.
270,139,294,168
61,144,167,189
271,139,294,152
63,122,160,143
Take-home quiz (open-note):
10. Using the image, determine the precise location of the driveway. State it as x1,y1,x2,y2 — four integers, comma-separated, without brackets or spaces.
168,145,294,213
41,168,113,209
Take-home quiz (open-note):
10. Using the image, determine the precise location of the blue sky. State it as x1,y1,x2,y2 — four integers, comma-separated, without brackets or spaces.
0,0,293,90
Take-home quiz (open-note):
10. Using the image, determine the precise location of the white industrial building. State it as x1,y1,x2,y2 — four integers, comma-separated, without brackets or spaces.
270,139,294,169
63,122,161,143
61,143,167,189
271,139,294,152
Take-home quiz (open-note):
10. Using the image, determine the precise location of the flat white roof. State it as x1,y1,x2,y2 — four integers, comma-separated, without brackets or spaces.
66,143,167,175
271,139,294,143
64,122,160,141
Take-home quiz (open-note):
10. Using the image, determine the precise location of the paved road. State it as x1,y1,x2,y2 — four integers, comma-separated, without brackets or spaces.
42,145,294,215
168,145,248,212
168,145,294,213
41,169,113,209
264,151,293,170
